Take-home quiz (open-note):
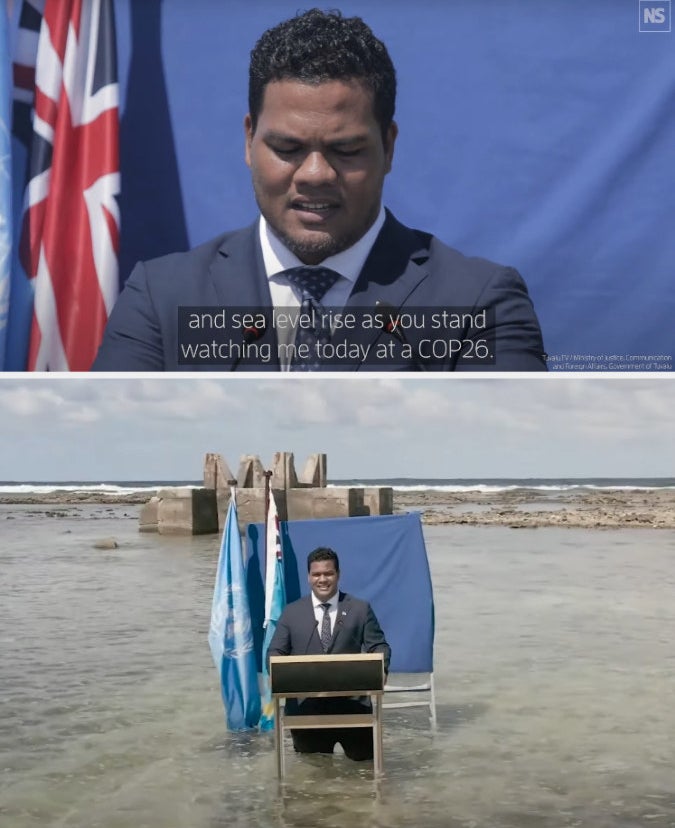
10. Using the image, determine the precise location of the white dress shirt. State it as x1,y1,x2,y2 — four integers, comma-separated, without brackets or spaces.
258,207,386,369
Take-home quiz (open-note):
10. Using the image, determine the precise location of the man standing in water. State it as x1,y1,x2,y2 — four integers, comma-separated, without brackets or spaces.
267,547,390,760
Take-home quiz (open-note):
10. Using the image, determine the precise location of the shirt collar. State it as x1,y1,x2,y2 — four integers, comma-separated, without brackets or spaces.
259,206,386,285
314,592,338,610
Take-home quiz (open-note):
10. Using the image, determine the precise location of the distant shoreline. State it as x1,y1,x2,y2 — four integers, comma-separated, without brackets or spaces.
0,491,152,505
2,486,674,529
393,487,675,529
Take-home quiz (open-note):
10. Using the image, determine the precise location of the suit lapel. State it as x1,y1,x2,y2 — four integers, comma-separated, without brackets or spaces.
207,222,280,369
208,221,271,305
327,592,349,652
331,210,432,371
304,595,322,654
346,210,432,309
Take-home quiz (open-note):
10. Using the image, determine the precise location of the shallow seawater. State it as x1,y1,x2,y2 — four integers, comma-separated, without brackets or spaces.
1,505,674,827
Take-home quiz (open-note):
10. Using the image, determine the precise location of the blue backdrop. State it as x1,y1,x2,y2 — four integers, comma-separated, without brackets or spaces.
104,0,674,369
246,512,435,674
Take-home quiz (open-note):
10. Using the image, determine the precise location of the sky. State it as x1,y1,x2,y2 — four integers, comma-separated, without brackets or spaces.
0,377,672,481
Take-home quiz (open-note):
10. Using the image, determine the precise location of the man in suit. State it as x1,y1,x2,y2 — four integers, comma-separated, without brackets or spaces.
267,547,391,761
93,9,546,372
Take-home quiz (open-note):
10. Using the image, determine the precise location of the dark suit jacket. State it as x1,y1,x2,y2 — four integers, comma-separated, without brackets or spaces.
267,591,391,672
92,210,546,371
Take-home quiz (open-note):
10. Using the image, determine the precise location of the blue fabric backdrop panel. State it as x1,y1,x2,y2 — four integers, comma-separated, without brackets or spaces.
246,512,434,674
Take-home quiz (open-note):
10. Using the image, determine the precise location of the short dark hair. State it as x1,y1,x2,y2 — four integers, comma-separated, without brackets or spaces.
307,547,340,572
248,8,397,142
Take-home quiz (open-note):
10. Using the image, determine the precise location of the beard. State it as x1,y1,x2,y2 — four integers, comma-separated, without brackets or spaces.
270,224,352,263
253,185,373,264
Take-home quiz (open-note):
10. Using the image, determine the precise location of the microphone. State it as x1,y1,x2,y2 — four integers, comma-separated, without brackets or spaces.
375,300,406,345
230,317,268,372
375,300,427,372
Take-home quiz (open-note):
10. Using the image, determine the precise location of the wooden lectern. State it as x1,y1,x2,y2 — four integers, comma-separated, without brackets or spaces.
269,652,385,778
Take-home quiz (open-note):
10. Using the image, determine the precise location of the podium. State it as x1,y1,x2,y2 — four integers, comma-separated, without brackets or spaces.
269,653,385,778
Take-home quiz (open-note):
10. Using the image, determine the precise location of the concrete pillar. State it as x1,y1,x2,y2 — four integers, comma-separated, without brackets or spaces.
271,451,298,490
216,487,289,533
299,453,327,488
203,453,235,491
157,487,219,535
139,496,159,532
139,452,392,534
362,487,394,516
237,454,266,488
286,487,365,520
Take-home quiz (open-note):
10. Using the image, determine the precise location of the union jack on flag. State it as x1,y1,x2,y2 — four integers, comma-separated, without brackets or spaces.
13,0,119,371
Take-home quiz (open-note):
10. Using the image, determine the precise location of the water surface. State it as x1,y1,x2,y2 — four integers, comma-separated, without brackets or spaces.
1,506,673,827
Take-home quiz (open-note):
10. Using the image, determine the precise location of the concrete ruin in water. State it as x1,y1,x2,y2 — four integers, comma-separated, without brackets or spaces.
139,452,393,535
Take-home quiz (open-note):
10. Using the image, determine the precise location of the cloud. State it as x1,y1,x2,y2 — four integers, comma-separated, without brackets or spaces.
255,378,462,431
258,379,580,436
63,405,100,424
0,378,248,427
0,385,72,419
0,378,672,479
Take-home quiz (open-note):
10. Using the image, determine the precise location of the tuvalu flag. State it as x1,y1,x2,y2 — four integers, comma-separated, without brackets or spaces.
12,0,119,371
208,488,261,731
259,489,286,731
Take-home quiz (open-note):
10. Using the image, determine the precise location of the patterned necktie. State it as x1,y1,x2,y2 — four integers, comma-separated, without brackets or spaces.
319,602,332,652
283,266,341,371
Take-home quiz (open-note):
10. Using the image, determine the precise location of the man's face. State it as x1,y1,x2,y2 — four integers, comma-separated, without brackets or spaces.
308,559,339,602
245,79,397,264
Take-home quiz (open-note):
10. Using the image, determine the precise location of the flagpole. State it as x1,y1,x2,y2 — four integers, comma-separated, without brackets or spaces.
263,469,272,583
227,477,238,542
259,474,286,731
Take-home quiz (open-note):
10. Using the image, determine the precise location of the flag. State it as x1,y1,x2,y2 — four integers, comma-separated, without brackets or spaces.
0,3,12,366
208,489,261,731
259,490,286,731
13,0,119,370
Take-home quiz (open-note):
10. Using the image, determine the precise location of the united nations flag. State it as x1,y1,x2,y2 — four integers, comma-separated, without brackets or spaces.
208,489,261,730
